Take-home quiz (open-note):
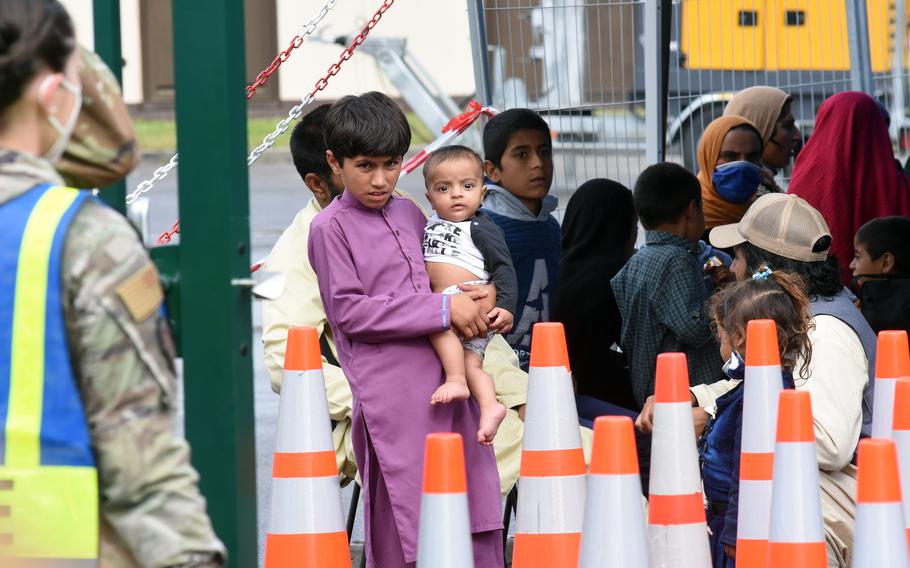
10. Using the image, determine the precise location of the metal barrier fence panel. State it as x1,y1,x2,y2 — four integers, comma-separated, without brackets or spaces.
471,0,909,207
478,0,650,217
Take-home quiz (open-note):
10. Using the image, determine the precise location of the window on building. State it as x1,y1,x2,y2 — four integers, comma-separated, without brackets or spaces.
739,10,758,27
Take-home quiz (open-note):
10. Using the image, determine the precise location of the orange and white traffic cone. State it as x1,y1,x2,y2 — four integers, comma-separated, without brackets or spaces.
767,390,826,567
891,378,910,555
579,416,648,568
736,319,785,568
871,330,910,438
853,438,909,568
647,352,711,566
417,433,473,567
512,322,585,568
264,326,351,568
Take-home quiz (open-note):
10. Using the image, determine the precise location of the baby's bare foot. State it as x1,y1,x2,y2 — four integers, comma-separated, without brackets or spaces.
430,379,470,404
477,402,507,445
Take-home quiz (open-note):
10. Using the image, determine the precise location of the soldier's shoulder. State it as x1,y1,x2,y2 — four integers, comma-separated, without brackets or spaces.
66,198,145,256
63,199,160,301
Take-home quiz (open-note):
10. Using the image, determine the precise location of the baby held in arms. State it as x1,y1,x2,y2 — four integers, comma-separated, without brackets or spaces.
422,145,516,444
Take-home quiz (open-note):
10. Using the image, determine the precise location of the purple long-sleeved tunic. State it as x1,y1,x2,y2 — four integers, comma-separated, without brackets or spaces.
307,191,502,565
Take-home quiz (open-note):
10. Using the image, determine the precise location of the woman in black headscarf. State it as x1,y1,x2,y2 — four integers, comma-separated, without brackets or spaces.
553,178,639,411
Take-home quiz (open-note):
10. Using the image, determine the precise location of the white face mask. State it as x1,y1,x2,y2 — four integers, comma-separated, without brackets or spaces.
39,75,82,163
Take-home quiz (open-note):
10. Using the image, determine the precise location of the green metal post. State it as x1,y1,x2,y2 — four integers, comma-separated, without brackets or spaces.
172,1,257,565
91,0,127,214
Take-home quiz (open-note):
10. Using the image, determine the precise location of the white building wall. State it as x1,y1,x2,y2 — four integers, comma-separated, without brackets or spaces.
59,0,476,105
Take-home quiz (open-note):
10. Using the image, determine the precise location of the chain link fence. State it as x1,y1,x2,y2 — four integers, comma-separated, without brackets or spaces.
470,0,909,210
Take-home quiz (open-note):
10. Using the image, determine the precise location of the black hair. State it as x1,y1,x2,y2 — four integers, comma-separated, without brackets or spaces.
482,108,551,168
323,91,411,164
422,145,483,188
290,104,332,183
735,240,843,298
856,216,910,273
0,0,75,113
633,162,702,230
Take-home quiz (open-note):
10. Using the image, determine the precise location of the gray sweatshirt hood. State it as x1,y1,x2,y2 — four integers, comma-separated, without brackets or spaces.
482,182,558,222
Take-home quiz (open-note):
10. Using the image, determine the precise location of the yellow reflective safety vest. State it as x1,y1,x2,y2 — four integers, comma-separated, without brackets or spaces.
0,184,98,565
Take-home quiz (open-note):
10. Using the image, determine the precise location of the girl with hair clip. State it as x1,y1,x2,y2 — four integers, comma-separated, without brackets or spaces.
699,266,814,566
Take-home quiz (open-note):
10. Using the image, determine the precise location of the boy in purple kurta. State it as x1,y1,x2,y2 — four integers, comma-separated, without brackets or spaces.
307,92,504,567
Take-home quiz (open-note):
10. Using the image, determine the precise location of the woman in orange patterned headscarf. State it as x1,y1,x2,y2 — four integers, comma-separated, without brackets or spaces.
696,115,764,233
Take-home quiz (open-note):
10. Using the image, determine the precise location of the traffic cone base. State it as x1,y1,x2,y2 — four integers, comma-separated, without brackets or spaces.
579,474,648,567
734,538,767,568
417,433,474,568
512,533,582,567
767,542,828,566
265,532,351,567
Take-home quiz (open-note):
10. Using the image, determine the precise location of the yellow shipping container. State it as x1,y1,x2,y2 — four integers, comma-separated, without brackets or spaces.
681,0,906,73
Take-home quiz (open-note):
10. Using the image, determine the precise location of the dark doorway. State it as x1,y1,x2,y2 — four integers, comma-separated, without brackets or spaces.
140,0,280,105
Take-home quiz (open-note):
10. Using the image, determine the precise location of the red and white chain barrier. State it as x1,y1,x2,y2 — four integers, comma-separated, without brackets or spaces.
245,0,339,99
156,0,396,245
130,0,340,208
249,100,497,272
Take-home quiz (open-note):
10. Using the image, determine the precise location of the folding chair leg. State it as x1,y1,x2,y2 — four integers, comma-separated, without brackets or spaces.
502,484,518,548
347,482,361,542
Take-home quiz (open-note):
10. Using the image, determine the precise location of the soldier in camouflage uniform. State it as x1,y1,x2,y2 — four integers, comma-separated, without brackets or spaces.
0,1,224,566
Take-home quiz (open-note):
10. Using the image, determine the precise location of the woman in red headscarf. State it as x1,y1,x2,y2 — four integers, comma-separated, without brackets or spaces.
788,91,910,285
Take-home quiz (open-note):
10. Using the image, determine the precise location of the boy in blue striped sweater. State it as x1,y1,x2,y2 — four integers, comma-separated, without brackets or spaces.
481,109,558,371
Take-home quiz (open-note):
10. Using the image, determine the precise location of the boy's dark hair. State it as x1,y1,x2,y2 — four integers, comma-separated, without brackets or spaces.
422,145,483,188
290,104,332,183
482,108,551,168
633,162,702,230
324,91,411,164
708,268,813,378
0,0,75,112
735,240,842,298
856,216,910,273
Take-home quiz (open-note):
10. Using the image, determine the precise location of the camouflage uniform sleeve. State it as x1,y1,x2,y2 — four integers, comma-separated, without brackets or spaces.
61,201,226,568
